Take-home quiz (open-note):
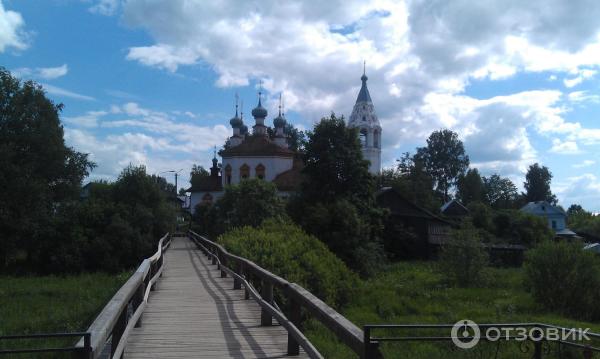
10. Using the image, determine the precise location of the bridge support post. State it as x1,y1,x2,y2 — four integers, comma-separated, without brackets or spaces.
233,262,242,290
111,309,127,359
211,249,217,265
220,255,227,278
287,298,301,355
134,283,145,328
244,268,251,300
260,281,273,326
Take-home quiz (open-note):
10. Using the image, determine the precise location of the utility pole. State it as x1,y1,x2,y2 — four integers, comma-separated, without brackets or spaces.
159,169,183,194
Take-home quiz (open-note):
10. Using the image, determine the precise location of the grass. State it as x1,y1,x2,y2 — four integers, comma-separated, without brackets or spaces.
0,272,130,357
305,262,600,358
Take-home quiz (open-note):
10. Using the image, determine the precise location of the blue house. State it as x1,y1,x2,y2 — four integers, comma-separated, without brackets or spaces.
520,201,577,237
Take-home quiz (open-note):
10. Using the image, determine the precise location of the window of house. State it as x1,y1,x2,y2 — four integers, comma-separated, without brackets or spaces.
255,164,265,180
224,164,232,185
240,164,250,180
552,220,557,229
202,193,213,205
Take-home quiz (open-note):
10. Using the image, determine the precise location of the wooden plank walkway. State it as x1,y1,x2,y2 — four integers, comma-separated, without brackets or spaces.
124,236,309,359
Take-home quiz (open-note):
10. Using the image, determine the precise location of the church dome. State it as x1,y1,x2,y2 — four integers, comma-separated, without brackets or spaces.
251,97,268,119
229,115,242,128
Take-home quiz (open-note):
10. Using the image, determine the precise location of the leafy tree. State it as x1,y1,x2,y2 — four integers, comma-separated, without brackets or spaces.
415,129,470,201
0,68,95,270
523,163,557,204
289,114,385,276
440,223,489,287
268,123,307,153
189,164,210,189
457,168,484,205
483,174,519,209
567,204,585,217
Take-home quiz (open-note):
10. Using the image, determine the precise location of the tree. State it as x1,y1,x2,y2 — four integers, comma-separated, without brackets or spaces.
523,163,557,204
0,68,95,270
567,204,585,217
415,129,470,202
440,223,489,287
190,164,210,189
483,174,519,209
268,123,307,153
457,168,484,205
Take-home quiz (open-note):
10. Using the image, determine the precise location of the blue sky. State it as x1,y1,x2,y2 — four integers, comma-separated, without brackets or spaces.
1,0,599,211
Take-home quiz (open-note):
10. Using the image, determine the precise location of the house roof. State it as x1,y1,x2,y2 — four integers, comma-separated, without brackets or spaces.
220,135,294,158
440,199,469,216
187,175,223,192
520,201,566,216
376,187,452,225
272,157,304,191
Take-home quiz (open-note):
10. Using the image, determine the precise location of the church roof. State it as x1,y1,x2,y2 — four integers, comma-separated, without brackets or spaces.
272,157,304,191
220,135,294,158
187,175,223,192
356,74,372,103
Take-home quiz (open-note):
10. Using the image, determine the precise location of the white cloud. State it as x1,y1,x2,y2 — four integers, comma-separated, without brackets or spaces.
555,173,600,209
0,1,28,52
549,138,581,154
568,91,600,104
88,0,121,16
14,64,69,80
42,83,95,101
573,159,596,168
563,69,596,88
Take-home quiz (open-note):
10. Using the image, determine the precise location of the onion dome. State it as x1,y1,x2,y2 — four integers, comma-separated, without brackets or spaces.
229,109,242,128
251,96,268,119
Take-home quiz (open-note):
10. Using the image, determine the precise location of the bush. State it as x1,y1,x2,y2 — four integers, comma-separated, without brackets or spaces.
439,224,489,287
218,219,359,308
524,241,600,320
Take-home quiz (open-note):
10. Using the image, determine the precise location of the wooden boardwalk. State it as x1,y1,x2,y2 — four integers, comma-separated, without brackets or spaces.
124,237,309,359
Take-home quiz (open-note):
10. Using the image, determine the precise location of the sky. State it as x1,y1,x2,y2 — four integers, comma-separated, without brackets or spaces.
1,0,600,211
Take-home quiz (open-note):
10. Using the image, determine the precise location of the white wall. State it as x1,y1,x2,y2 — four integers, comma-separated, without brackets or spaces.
221,156,294,186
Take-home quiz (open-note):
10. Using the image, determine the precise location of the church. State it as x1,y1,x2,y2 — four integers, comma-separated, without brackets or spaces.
188,70,382,213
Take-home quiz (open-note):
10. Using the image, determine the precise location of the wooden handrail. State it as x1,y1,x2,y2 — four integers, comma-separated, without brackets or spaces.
77,233,172,359
188,230,367,358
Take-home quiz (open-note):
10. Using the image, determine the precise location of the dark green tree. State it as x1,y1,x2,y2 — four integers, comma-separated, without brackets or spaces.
0,68,95,270
523,163,557,204
483,174,519,209
566,204,585,217
415,129,470,202
456,168,484,205
189,164,210,189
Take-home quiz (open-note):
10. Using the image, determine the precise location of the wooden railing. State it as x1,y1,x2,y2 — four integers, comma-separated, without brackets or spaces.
75,232,173,359
188,230,379,359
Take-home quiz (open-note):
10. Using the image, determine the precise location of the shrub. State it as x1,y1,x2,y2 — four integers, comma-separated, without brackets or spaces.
524,241,600,320
218,219,358,308
439,223,489,287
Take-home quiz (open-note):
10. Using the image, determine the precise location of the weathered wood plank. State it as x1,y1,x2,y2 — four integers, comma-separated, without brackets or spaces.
124,237,309,359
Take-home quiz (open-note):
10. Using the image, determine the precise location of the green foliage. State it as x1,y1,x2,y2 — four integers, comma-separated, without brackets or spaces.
267,122,307,152
290,114,386,276
567,205,600,238
524,163,557,204
0,68,95,270
482,174,519,209
0,272,128,352
190,164,210,189
218,220,358,307
439,224,489,287
457,168,484,205
525,241,600,320
415,129,470,201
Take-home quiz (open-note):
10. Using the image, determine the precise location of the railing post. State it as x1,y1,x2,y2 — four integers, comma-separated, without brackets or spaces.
287,297,301,355
111,309,128,359
233,261,242,290
244,267,251,300
211,248,217,265
220,254,227,278
363,326,381,359
260,280,273,326
134,282,145,328
533,340,542,359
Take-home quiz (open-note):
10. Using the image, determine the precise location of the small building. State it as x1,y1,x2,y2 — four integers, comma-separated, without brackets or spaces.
440,199,469,218
376,187,452,259
188,156,224,212
520,201,577,238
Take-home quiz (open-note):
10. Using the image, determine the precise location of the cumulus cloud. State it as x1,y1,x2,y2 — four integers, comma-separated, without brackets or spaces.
573,159,596,168
549,138,581,154
0,0,28,52
88,0,121,16
555,173,600,208
14,64,69,80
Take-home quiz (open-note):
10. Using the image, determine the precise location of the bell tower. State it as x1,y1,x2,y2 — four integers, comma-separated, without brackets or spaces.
348,63,381,174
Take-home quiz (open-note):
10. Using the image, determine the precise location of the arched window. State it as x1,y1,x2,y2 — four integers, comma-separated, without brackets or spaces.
374,130,380,149
202,193,213,205
359,128,367,147
255,164,266,180
240,164,250,180
224,164,232,185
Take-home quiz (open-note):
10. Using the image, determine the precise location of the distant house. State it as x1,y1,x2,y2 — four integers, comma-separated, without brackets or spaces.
188,157,224,213
376,187,452,259
440,199,469,218
520,201,578,238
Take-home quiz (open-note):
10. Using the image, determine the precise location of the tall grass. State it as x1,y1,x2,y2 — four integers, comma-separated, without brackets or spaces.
0,272,129,357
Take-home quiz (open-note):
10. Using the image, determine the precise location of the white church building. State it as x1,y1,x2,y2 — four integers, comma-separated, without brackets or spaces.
188,70,382,213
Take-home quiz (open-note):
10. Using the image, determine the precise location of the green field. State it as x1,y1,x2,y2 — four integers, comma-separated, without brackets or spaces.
305,262,600,358
0,272,129,357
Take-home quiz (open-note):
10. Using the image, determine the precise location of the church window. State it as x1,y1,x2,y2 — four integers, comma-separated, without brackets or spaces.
224,164,232,185
240,164,250,180
202,193,213,205
362,116,366,121
374,130,380,148
255,164,266,180
359,129,367,147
